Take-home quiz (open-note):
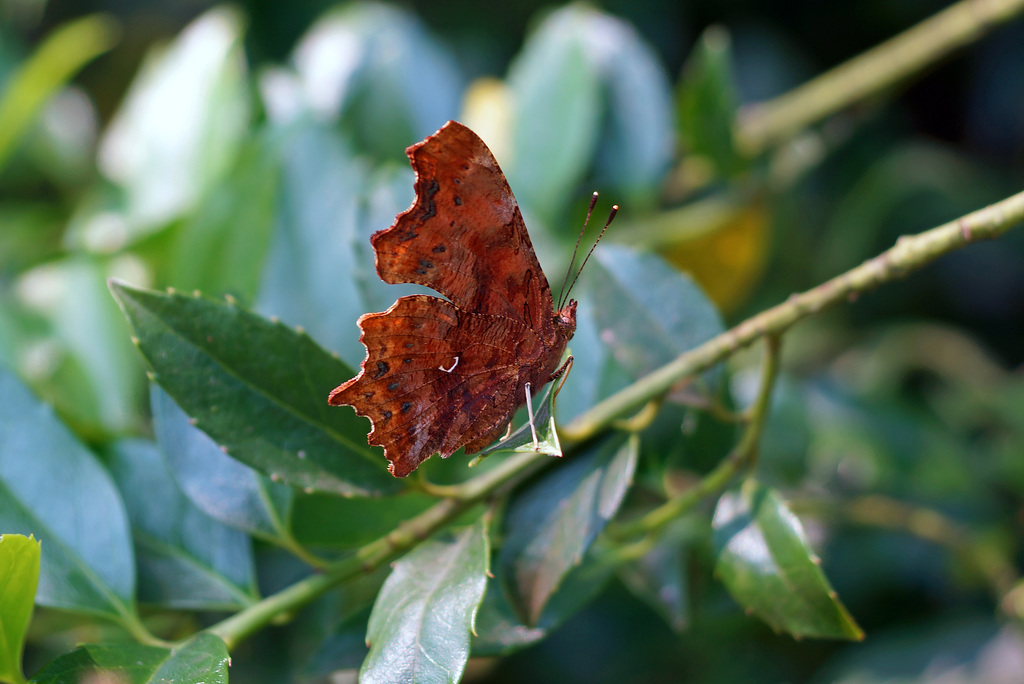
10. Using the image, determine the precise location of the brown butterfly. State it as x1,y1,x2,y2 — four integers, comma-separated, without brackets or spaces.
329,121,578,477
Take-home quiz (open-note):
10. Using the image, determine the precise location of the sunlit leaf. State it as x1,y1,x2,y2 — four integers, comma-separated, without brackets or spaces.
96,7,250,236
166,131,280,300
274,3,461,157
0,534,40,684
506,6,601,224
361,519,489,684
713,479,864,640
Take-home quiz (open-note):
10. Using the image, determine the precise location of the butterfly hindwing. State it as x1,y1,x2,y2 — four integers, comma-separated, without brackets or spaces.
329,295,533,476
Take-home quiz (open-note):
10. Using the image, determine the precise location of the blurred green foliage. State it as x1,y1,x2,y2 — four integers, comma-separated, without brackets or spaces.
1,1,1024,683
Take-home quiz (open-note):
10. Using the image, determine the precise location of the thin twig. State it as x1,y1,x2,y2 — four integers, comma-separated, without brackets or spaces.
608,334,781,540
563,189,1024,443
736,0,1024,154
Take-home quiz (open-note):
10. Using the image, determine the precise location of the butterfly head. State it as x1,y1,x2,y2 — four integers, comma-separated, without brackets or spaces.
554,299,577,341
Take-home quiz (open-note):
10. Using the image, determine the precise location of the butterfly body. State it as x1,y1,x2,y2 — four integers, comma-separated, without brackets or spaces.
329,121,576,477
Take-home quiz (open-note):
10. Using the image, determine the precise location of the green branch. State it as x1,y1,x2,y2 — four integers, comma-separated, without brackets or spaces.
563,188,1024,442
205,188,1024,651
737,0,1024,154
609,334,781,540
205,442,546,650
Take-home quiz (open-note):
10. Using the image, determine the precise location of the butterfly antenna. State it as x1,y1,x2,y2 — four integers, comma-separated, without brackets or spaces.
562,204,618,303
558,191,599,309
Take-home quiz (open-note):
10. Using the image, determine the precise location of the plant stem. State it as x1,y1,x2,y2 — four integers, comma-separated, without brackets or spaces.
737,0,1024,154
609,335,781,540
206,189,1024,650
563,188,1024,443
206,445,546,650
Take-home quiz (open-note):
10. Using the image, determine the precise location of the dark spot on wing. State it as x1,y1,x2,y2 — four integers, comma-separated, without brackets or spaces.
415,258,434,275
421,178,440,221
401,402,413,413
387,381,399,391
382,410,392,421
404,358,412,364
373,361,389,379
404,342,415,348
454,197,462,206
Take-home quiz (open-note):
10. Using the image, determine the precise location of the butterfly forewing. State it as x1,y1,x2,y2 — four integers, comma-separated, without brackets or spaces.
371,121,554,334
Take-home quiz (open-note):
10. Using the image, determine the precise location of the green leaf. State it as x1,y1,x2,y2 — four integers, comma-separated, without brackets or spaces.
712,479,864,640
500,434,638,624
577,9,674,206
474,375,565,465
166,131,280,300
151,385,293,541
506,6,601,224
110,280,400,497
618,517,702,633
0,534,40,684
473,543,617,656
303,606,371,678
361,519,489,684
256,121,370,365
6,257,145,436
94,7,250,236
289,492,434,549
0,367,136,622
107,438,258,611
29,633,229,684
676,26,746,178
552,297,631,423
0,14,117,169
589,245,724,380
283,4,461,158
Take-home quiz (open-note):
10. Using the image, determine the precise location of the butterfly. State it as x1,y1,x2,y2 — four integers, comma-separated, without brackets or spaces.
329,121,578,477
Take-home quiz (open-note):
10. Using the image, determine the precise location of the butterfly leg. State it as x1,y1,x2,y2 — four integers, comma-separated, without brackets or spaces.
547,355,574,383
499,422,513,442
524,382,540,450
